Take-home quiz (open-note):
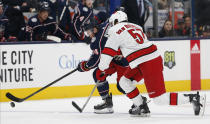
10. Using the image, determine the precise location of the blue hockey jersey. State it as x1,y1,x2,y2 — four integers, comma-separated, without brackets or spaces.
19,15,68,41
70,2,93,40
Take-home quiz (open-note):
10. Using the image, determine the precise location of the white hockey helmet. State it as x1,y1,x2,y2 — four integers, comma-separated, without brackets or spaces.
109,11,128,26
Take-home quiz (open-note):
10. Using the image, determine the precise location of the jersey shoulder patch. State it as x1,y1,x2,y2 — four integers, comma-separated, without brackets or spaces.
83,7,88,12
31,18,37,22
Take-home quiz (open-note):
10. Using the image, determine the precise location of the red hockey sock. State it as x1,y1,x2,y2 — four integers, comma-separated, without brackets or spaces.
170,93,178,105
126,88,139,99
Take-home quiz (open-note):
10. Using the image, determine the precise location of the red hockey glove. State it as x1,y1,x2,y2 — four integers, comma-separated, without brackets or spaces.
77,61,90,72
96,69,107,81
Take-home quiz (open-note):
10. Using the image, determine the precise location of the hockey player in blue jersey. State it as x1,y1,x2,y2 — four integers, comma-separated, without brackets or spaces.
19,1,71,41
68,0,94,44
77,12,133,114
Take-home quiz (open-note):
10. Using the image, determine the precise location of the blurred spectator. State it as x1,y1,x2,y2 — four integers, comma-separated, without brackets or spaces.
159,19,175,38
95,1,106,12
2,0,21,6
121,0,150,30
21,0,37,12
21,0,31,12
158,0,168,10
3,0,26,41
0,1,8,42
201,25,210,38
183,0,190,15
174,0,184,10
20,0,34,12
18,1,71,41
195,0,210,27
38,0,57,20
58,0,72,33
175,18,185,36
183,15,191,36
67,0,94,44
2,0,34,12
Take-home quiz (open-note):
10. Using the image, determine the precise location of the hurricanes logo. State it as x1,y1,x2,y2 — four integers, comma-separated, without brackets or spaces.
164,51,176,69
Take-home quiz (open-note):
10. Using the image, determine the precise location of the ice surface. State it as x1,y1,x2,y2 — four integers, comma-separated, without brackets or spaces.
0,92,210,124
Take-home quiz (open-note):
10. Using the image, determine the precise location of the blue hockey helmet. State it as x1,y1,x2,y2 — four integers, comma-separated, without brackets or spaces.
37,1,50,12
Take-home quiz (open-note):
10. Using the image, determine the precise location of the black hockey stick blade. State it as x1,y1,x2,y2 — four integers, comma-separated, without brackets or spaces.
6,92,24,102
72,101,82,113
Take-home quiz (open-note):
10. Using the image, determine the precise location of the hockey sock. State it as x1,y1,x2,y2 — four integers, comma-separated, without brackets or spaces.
119,76,143,106
96,80,109,99
153,93,189,106
170,93,189,105
127,88,143,106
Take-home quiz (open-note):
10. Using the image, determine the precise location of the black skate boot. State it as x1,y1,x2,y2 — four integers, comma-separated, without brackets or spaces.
129,96,150,117
94,93,114,114
184,92,204,116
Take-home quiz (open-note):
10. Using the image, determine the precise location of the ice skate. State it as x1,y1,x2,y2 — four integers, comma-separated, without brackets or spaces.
184,91,206,116
129,96,150,117
94,93,114,114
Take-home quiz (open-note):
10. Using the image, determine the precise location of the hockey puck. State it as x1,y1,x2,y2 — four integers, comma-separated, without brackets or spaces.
10,102,15,108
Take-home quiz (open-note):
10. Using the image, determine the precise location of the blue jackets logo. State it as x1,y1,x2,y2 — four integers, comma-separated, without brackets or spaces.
59,54,84,69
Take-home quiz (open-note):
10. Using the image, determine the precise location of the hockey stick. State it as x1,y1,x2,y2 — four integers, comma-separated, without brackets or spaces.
47,35,62,43
59,0,69,22
72,81,99,113
60,6,66,21
6,68,78,103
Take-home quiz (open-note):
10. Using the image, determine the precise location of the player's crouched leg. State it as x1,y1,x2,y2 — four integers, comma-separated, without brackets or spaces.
119,76,150,117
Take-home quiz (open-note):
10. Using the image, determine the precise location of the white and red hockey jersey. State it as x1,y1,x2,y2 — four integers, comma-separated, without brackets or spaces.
99,22,160,71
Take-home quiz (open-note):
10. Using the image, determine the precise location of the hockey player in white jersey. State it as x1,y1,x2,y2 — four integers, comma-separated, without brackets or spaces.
97,11,205,116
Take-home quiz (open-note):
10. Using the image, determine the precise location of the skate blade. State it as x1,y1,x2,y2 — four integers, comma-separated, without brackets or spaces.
94,108,114,114
130,113,150,117
200,94,207,116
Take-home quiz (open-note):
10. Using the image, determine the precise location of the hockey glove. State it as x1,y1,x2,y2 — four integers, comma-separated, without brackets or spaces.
77,61,90,72
96,69,107,82
64,33,72,41
7,36,17,42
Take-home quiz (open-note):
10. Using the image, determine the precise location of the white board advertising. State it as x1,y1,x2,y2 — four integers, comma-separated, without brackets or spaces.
155,40,191,81
1,40,209,90
0,43,96,89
